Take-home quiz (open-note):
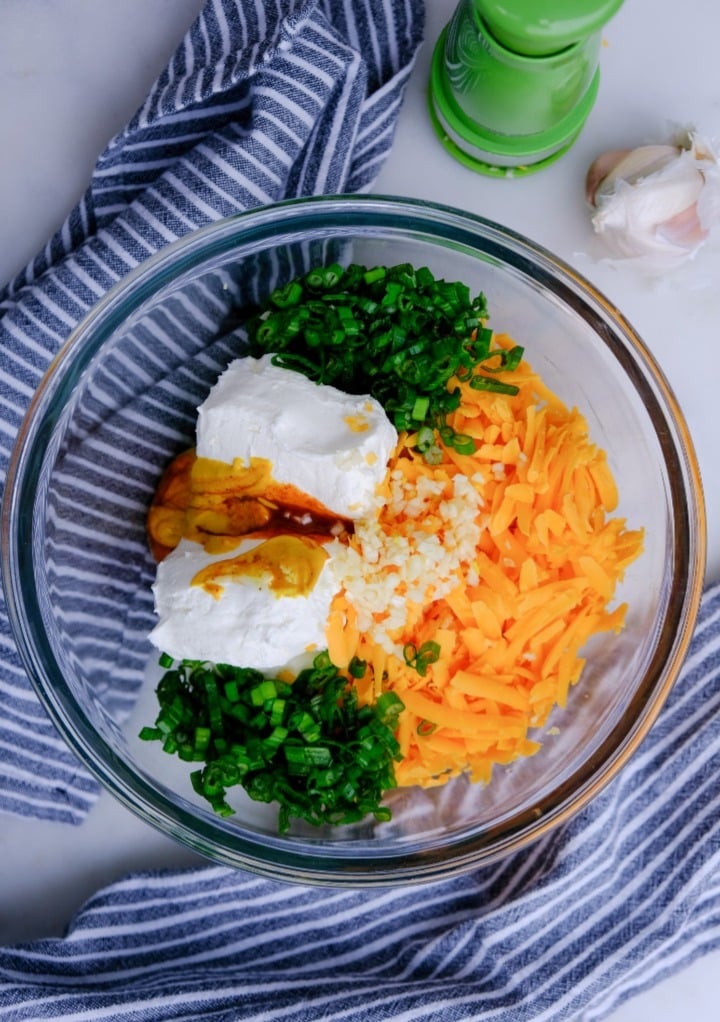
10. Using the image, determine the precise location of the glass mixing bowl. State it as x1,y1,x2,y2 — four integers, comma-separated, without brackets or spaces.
1,196,706,884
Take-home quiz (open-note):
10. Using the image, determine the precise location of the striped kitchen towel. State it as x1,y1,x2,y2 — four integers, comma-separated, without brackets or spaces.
1,578,719,1020
0,0,424,823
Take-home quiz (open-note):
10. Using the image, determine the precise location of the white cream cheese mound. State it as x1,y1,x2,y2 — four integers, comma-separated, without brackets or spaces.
195,354,398,519
150,538,338,672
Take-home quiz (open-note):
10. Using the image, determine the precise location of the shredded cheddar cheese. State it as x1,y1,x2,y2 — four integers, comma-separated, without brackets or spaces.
325,337,644,790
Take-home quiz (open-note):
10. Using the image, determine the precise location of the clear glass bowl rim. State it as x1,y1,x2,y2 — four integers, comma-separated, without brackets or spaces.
1,194,707,885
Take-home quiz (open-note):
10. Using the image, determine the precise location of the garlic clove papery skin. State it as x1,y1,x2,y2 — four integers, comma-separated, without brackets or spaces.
586,131,720,270
586,145,680,205
585,148,633,206
695,138,720,233
592,158,705,260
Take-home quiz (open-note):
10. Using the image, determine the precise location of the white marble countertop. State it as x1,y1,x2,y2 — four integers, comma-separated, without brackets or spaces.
1,1,719,1017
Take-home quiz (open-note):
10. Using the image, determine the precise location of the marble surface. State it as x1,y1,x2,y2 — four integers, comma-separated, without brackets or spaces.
1,1,719,1018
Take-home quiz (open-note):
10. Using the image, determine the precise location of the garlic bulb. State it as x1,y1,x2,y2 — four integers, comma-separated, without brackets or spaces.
586,131,720,270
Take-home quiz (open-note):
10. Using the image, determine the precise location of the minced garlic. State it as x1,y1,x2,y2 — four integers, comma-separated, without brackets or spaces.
327,465,484,656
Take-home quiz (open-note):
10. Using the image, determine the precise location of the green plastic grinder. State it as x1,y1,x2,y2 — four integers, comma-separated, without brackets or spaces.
429,0,624,175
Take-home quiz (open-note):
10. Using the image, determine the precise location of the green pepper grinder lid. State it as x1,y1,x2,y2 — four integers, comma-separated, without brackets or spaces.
429,0,624,175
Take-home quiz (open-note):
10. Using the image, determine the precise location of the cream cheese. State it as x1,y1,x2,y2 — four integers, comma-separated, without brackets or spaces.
150,538,338,672
195,354,397,519
150,355,398,672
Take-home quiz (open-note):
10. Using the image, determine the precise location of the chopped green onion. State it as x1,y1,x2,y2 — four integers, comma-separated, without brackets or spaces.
375,690,404,724
403,641,441,677
250,679,277,706
264,726,289,751
470,375,520,396
270,280,303,308
285,744,333,767
224,679,240,703
416,426,435,451
348,656,367,679
451,433,476,455
422,445,443,466
140,651,404,834
268,698,286,727
194,726,211,752
411,395,430,421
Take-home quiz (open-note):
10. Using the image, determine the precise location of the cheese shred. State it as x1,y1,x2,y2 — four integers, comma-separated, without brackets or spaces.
325,337,644,789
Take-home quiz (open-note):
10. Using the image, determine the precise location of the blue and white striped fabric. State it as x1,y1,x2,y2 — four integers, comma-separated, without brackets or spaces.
3,3,720,1017
1,579,719,1020
0,0,424,824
